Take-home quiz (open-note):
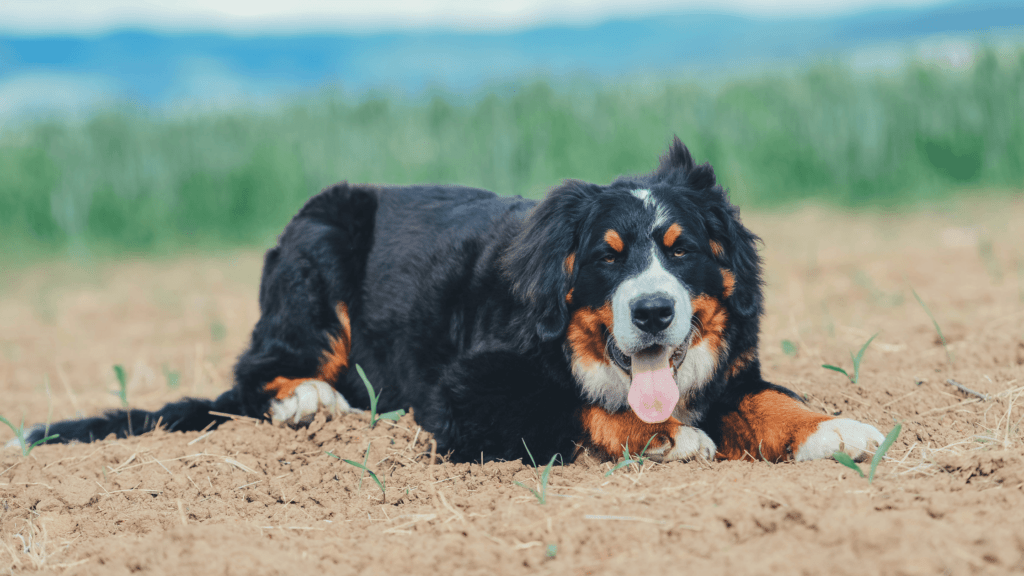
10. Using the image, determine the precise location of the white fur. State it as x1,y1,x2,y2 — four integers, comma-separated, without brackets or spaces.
647,425,716,462
795,418,885,462
572,359,632,412
630,188,671,229
610,245,692,355
674,340,719,401
268,380,360,426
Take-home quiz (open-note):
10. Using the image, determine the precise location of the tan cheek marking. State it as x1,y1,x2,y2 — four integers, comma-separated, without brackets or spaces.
567,303,614,366
581,406,681,459
720,268,736,298
727,348,757,379
604,229,624,253
663,223,683,247
566,288,574,304
564,253,576,274
715,390,832,462
690,294,728,363
709,240,724,258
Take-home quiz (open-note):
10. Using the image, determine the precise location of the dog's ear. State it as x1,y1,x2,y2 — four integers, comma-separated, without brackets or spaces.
700,190,763,318
712,203,763,318
656,136,719,190
656,136,763,317
501,180,597,341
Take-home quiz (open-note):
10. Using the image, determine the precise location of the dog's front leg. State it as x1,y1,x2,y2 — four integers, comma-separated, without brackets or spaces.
580,406,716,463
712,388,884,462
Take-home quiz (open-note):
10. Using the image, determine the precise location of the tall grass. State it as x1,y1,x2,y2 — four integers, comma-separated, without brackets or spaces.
1,48,1022,258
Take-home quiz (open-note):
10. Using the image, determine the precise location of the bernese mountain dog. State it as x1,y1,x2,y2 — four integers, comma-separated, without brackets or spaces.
14,138,884,465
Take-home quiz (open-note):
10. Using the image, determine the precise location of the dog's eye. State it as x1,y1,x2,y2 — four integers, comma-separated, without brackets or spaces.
671,247,686,258
603,255,617,264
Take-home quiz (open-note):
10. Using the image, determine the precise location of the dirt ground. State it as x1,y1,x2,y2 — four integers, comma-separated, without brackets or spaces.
2,198,1024,575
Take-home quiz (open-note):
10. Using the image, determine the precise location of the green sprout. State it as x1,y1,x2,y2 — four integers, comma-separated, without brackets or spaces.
910,287,953,364
822,333,878,384
355,364,405,428
328,442,386,497
833,423,902,483
113,364,129,408
605,435,657,477
0,415,58,457
514,451,562,505
163,364,180,389
781,340,798,356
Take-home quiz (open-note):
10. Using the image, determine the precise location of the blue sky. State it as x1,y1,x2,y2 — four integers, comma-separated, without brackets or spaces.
2,0,1020,118
3,0,949,33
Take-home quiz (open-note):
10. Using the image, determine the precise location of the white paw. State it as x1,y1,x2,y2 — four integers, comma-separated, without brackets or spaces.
268,380,359,426
648,426,717,462
795,418,885,462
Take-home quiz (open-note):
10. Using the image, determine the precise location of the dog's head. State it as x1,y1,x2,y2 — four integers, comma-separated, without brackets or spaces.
503,137,762,423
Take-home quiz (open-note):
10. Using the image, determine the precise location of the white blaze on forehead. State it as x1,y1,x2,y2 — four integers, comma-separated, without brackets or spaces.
630,188,671,229
611,244,691,354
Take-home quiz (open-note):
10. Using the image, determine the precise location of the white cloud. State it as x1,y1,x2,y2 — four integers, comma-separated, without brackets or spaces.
1,0,946,34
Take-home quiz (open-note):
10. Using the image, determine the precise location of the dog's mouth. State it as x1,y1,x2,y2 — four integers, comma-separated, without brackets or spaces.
605,334,690,376
605,333,691,424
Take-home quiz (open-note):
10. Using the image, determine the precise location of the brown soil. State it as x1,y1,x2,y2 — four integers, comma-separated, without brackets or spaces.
2,198,1024,575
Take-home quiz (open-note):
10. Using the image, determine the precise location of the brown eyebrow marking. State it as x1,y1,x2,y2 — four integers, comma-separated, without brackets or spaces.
709,240,725,258
663,223,683,247
604,229,624,253
564,253,576,274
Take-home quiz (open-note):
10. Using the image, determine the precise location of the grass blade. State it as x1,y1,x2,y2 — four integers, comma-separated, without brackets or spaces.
821,364,851,381
378,409,406,422
638,435,656,460
30,434,59,449
517,453,561,504
911,288,952,364
513,480,542,502
833,452,865,477
604,459,638,477
0,415,25,455
851,333,879,383
0,415,18,436
355,364,381,427
869,423,902,483
521,439,538,468
113,364,129,407
538,453,562,504
342,459,385,493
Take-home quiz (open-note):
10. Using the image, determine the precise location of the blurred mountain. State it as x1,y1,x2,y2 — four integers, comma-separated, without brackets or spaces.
1,0,1022,112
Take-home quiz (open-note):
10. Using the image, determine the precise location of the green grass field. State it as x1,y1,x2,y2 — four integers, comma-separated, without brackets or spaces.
1,48,1021,259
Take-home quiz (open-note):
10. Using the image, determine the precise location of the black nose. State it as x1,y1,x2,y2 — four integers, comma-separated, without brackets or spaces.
631,297,675,334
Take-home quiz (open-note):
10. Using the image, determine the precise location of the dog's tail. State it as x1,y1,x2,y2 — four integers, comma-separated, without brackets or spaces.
16,388,246,447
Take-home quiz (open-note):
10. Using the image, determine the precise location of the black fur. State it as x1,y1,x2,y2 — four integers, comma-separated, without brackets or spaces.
25,138,790,464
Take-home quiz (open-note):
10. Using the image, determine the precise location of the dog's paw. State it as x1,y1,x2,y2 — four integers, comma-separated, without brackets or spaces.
647,425,717,463
269,380,359,426
794,418,885,462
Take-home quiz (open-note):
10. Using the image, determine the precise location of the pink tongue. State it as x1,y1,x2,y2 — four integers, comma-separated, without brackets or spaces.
628,365,679,424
